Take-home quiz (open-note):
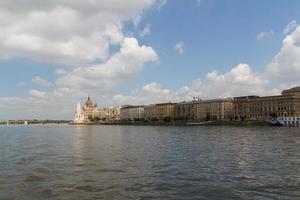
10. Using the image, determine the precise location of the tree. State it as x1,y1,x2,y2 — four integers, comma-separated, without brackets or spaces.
205,113,211,121
212,115,218,121
270,113,278,119
151,118,158,122
93,116,100,121
163,116,171,122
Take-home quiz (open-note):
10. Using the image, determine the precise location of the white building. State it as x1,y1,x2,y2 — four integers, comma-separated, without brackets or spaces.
107,106,121,122
73,97,122,123
73,97,99,123
74,103,85,123
120,106,144,121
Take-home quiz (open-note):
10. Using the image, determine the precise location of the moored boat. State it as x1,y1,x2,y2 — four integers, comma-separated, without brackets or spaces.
268,119,284,126
269,117,300,127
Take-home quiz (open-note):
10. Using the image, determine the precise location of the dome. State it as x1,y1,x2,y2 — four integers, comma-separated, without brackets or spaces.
85,96,94,107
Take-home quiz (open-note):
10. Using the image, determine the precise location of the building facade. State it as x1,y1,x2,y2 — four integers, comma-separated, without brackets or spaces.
106,106,121,122
195,98,233,121
120,106,145,121
97,108,108,120
174,101,197,121
74,103,85,123
82,96,99,121
144,105,155,121
74,96,99,123
233,87,300,120
153,103,176,121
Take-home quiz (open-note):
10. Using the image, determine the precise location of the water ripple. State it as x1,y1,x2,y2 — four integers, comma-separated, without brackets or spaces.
0,125,300,199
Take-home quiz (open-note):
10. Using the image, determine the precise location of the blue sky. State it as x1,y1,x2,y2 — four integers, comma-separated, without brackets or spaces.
133,0,299,89
0,0,300,119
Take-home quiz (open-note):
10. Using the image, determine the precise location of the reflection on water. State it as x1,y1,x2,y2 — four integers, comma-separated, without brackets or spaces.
0,125,300,199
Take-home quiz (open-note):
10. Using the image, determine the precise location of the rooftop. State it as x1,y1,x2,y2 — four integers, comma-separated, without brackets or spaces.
282,86,300,95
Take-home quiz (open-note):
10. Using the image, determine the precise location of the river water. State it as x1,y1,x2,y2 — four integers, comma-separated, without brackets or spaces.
0,125,299,200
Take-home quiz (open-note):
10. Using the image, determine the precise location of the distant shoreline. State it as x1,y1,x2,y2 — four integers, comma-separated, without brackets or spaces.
0,120,270,126
69,120,269,126
0,120,71,125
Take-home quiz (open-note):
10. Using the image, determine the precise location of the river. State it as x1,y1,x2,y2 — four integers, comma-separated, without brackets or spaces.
0,125,299,199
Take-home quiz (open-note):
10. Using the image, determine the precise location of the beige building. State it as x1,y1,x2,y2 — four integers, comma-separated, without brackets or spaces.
120,106,144,121
96,106,121,122
98,108,109,120
195,98,233,121
74,96,99,123
144,105,155,121
144,103,176,121
106,106,121,122
233,87,300,120
174,101,197,121
153,103,176,121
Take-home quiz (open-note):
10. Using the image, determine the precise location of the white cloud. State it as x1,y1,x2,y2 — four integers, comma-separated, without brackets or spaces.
283,20,298,35
55,68,67,75
174,42,185,55
266,25,300,85
201,64,268,97
139,24,151,37
32,76,52,87
157,0,168,9
0,0,160,119
0,0,156,65
3,23,300,119
0,93,75,119
114,26,300,106
29,89,46,98
113,63,269,105
256,30,274,40
113,82,193,105
56,37,158,92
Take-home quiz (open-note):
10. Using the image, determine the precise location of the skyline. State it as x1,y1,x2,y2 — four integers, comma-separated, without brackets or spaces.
1,0,300,119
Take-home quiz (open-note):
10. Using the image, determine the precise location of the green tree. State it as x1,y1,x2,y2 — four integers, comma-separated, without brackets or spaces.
212,115,218,121
270,113,278,119
163,116,171,122
240,116,246,121
151,118,158,122
205,113,211,121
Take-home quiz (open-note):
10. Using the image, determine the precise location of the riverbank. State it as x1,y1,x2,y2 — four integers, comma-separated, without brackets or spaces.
0,120,71,125
70,120,269,126
1,120,269,126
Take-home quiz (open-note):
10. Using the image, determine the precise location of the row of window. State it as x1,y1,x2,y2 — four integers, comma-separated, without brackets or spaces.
249,106,294,112
249,112,294,118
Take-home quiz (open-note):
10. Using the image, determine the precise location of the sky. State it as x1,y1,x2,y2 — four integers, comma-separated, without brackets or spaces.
1,0,300,119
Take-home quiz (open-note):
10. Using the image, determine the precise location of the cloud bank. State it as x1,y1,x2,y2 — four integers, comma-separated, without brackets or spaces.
1,2,300,119
0,0,155,65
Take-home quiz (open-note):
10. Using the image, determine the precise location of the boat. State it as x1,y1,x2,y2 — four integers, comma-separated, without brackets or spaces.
268,119,283,126
268,117,300,127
